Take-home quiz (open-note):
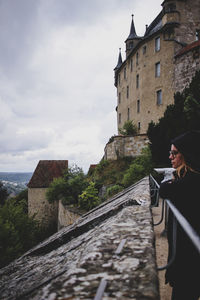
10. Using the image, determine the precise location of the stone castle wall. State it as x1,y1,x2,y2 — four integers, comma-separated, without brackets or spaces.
104,134,149,161
58,200,82,230
28,188,58,228
174,42,200,93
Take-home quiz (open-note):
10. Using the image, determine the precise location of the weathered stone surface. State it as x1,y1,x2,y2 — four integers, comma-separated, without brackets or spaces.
0,177,160,300
58,200,82,230
104,135,149,161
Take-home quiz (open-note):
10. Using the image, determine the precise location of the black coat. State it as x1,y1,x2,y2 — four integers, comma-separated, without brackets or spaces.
159,170,200,290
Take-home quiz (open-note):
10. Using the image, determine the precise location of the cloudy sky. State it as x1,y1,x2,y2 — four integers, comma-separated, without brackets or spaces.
0,0,162,173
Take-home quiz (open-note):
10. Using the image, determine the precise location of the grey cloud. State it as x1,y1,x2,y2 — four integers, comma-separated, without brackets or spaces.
0,129,52,154
0,0,39,76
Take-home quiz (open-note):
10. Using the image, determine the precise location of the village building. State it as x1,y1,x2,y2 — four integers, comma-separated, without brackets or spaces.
27,160,69,229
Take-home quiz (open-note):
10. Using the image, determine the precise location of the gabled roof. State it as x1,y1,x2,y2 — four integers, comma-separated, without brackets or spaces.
0,177,159,300
27,160,68,188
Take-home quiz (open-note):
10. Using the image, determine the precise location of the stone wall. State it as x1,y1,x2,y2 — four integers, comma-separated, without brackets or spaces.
104,134,149,160
0,177,160,300
58,200,82,230
28,188,58,228
174,41,200,93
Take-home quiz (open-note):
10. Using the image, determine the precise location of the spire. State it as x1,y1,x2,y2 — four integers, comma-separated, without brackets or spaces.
127,14,137,40
114,48,123,70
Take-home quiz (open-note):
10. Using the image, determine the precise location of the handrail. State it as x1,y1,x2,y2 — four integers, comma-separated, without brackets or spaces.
166,199,200,255
149,175,200,270
149,174,160,207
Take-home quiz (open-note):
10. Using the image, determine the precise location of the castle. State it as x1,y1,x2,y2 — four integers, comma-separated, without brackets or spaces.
114,0,200,135
28,0,200,228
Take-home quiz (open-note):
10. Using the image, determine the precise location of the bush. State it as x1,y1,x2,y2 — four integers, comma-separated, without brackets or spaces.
106,185,123,198
78,182,100,211
119,120,138,136
46,165,88,206
147,71,200,166
122,147,153,188
0,197,42,268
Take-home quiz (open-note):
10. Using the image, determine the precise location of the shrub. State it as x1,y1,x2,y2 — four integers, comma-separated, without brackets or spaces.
119,120,138,136
78,182,100,211
122,147,153,188
106,185,123,198
46,165,88,206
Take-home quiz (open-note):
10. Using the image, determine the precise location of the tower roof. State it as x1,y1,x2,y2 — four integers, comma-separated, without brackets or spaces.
114,48,123,70
126,14,138,41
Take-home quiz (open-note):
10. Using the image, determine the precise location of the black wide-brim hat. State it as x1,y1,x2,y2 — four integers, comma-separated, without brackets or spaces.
171,130,200,172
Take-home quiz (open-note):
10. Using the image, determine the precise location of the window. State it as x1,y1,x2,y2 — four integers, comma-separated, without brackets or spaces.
127,108,130,120
156,90,162,105
129,41,134,49
124,67,126,79
136,52,139,65
118,73,121,85
155,62,161,77
164,3,176,13
138,122,141,131
119,113,121,124
143,45,147,54
196,30,200,41
118,92,121,104
137,99,140,113
136,74,139,88
126,86,129,98
155,36,160,52
130,58,133,72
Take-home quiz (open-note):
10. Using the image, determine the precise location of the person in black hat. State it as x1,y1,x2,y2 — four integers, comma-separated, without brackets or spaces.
159,130,200,300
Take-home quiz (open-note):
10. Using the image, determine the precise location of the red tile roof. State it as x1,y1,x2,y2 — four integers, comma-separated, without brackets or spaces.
175,40,200,58
28,160,68,188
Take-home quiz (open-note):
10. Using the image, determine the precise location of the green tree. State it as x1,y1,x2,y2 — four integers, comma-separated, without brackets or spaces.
78,182,100,211
119,120,138,136
0,181,8,206
122,147,153,187
46,164,88,206
0,197,41,268
147,71,200,166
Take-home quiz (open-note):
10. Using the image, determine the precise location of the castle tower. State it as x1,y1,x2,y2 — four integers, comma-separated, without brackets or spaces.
114,0,200,135
114,48,123,87
125,15,142,57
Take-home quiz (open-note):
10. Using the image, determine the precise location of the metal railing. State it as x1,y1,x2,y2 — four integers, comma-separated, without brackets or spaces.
149,175,200,271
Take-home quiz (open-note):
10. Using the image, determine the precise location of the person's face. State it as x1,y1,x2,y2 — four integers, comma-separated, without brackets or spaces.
169,144,184,169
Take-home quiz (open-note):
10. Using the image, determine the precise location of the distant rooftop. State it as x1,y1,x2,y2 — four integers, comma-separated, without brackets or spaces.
27,160,68,188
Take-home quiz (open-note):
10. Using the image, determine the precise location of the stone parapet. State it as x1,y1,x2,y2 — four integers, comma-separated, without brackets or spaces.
104,134,149,160
0,177,160,300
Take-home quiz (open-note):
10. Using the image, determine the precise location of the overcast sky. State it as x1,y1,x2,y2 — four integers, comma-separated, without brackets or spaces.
0,0,162,173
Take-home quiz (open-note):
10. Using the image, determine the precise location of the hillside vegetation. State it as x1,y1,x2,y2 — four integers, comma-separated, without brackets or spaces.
46,146,153,211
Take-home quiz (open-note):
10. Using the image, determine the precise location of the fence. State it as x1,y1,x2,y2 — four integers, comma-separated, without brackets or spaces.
149,174,200,271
